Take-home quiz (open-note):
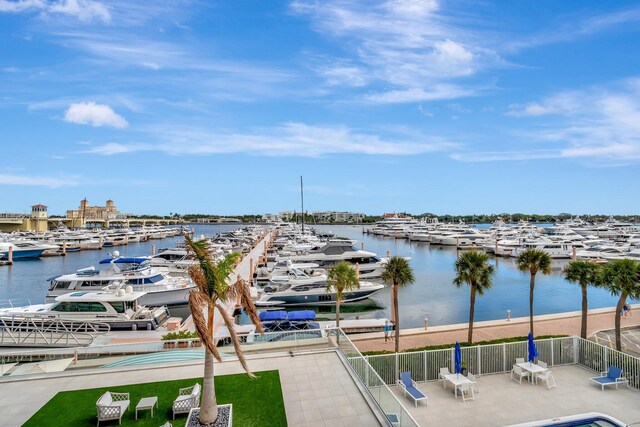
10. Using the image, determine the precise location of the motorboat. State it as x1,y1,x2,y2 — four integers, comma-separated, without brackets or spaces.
254,279,384,307
0,234,47,259
1,288,170,330
45,252,194,307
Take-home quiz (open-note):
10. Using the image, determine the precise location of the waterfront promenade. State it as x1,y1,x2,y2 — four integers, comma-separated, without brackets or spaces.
352,304,640,353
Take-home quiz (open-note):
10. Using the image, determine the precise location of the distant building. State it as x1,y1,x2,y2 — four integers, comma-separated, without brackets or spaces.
66,198,119,221
0,204,49,232
313,211,365,223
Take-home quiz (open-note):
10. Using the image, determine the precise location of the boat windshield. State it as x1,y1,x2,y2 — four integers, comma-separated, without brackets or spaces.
51,301,108,312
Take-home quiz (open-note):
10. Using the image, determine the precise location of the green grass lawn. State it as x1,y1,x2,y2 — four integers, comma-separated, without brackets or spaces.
23,370,286,427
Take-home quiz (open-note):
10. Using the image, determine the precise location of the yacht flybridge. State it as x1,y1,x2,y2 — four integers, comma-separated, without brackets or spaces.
254,280,384,307
46,251,194,307
0,288,170,330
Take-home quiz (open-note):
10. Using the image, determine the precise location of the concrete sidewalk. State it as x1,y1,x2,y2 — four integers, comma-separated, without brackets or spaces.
352,304,640,353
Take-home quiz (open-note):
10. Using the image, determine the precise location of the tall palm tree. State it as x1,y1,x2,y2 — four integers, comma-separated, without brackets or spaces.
185,235,263,425
382,256,415,353
563,261,601,339
516,248,552,336
453,251,495,343
599,259,640,351
326,261,360,329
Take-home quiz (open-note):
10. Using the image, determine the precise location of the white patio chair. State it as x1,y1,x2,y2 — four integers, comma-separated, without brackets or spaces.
515,358,525,364
96,391,130,426
535,370,557,389
467,373,479,393
537,361,548,369
456,382,475,402
172,383,201,419
439,367,451,389
511,365,529,384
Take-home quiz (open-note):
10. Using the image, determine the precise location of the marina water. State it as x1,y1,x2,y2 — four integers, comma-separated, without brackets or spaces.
0,224,634,329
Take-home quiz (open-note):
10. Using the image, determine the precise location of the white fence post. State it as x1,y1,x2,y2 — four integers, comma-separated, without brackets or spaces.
573,336,579,364
503,343,507,373
550,337,554,366
477,344,481,375
604,346,609,370
423,350,427,382
395,352,399,383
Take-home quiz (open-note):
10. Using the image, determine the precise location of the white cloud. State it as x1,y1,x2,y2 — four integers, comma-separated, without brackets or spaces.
64,102,128,128
291,0,500,103
0,173,77,187
0,0,110,23
461,78,640,163
84,122,458,157
364,84,475,104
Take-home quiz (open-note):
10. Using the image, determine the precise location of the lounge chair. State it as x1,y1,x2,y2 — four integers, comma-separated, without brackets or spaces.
96,391,130,426
467,373,479,393
397,371,428,407
590,366,628,391
535,370,556,389
511,365,529,384
439,367,451,389
537,361,548,369
456,382,475,402
172,383,201,419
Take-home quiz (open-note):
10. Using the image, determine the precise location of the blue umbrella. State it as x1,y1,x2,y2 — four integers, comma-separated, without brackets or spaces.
527,333,538,363
454,342,462,376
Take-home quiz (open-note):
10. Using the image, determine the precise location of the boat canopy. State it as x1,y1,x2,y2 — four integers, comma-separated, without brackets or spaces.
287,310,316,321
99,257,150,264
259,311,287,321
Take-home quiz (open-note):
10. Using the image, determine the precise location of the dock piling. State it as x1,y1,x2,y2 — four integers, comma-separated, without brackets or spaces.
8,246,13,264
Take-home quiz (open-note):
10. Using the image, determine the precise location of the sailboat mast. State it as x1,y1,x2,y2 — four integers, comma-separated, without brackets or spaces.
300,176,304,234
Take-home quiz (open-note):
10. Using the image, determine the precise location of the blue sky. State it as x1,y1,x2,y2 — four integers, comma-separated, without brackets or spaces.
1,0,640,216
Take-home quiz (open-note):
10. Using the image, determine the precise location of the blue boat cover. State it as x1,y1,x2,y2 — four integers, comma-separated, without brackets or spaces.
99,257,150,264
259,311,287,321
287,310,316,321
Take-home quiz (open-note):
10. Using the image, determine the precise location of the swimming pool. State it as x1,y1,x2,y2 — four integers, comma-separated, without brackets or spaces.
509,413,626,427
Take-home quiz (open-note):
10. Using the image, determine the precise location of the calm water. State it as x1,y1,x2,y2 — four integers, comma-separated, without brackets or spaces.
0,224,633,328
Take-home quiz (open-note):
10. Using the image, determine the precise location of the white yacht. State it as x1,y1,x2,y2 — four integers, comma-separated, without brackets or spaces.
46,252,193,307
276,241,387,278
1,288,170,330
0,234,47,259
254,280,384,307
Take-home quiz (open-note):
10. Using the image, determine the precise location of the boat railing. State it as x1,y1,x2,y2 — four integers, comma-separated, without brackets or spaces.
0,298,33,308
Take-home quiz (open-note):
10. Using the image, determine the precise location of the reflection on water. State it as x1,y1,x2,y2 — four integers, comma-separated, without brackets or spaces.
0,223,635,329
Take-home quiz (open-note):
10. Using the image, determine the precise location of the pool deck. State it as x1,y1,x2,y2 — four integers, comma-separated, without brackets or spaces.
391,365,640,426
0,351,381,427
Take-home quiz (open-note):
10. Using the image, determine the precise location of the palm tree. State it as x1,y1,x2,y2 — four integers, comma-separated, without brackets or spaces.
453,251,495,343
563,261,601,339
326,261,360,329
185,235,263,425
382,256,415,353
516,248,552,336
599,259,640,351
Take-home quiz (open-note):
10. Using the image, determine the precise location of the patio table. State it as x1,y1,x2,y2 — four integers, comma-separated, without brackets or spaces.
516,362,547,385
443,373,473,398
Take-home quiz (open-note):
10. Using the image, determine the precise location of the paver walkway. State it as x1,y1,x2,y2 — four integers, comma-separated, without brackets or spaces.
352,304,640,353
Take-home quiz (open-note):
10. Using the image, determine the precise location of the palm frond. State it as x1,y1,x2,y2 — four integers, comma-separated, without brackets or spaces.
189,291,222,362
216,303,255,378
236,279,264,334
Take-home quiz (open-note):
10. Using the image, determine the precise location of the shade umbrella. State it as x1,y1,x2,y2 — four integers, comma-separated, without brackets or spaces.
454,342,462,377
527,333,538,364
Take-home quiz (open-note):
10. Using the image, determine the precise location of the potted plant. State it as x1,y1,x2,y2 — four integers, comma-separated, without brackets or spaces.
191,331,203,347
461,361,469,377
161,332,177,348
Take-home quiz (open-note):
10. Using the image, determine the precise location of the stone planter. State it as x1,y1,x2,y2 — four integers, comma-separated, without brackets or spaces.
186,404,232,427
177,340,189,349
191,339,202,348
163,341,176,349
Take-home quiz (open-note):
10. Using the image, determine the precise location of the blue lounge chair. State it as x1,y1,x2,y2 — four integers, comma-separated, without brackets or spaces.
397,371,428,407
590,366,628,391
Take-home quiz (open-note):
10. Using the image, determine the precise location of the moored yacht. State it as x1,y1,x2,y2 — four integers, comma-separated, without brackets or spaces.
254,280,384,307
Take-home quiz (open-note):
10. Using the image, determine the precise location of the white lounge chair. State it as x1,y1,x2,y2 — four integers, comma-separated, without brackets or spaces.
439,367,451,389
96,391,130,426
397,371,428,407
537,361,548,369
511,365,529,384
515,358,525,364
456,382,475,402
535,370,556,389
172,383,201,419
467,373,479,393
